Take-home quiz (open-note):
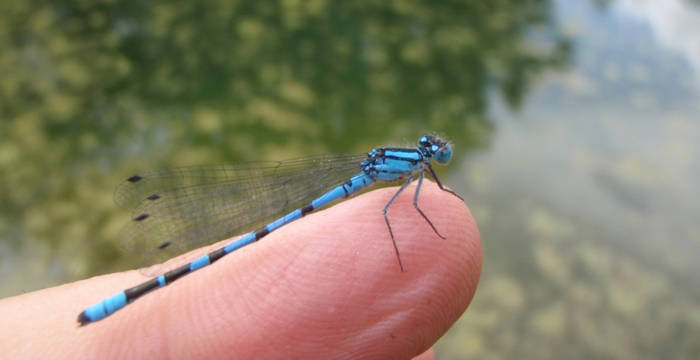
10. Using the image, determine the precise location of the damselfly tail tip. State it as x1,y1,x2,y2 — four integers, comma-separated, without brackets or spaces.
77,311,90,326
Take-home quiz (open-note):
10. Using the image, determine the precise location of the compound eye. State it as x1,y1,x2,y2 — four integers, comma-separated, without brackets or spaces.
433,145,452,164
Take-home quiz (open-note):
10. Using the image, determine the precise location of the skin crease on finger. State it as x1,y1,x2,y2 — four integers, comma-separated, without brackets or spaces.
2,182,482,360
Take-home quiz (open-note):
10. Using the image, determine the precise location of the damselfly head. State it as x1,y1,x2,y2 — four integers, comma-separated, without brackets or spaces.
419,134,452,164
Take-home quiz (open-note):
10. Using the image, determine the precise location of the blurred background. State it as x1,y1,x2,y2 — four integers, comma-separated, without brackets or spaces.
1,0,699,358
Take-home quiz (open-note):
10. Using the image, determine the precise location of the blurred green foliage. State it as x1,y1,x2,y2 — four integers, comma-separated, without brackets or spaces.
0,0,569,278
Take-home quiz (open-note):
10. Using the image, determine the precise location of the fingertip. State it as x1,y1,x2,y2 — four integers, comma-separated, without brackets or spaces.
229,182,481,358
94,182,481,359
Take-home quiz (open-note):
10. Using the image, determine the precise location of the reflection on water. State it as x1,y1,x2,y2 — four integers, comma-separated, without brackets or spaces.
1,0,699,358
437,0,700,358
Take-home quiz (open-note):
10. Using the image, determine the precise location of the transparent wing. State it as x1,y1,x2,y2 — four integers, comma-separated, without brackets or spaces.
115,154,368,269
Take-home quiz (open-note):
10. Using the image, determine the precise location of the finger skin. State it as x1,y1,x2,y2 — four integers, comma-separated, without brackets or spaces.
0,182,481,359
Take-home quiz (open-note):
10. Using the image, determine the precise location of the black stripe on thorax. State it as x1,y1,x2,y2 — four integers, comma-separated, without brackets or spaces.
382,155,421,163
380,169,415,175
380,147,416,153
378,149,423,163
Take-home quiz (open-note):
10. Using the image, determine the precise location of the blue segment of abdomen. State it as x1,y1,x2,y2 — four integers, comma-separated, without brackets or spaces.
311,173,373,209
224,232,257,253
345,173,373,193
83,292,128,322
266,209,302,232
190,254,211,271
